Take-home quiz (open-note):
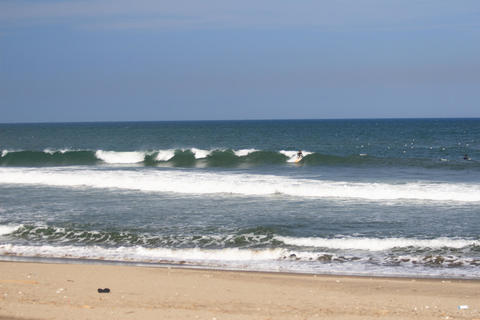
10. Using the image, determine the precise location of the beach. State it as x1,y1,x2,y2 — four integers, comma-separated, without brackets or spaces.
0,261,479,320
3,0,480,316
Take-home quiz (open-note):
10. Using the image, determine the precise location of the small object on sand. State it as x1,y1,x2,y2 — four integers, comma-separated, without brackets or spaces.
458,305,469,310
97,288,111,293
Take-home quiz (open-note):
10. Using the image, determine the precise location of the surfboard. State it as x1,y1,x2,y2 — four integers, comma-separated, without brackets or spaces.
295,157,303,163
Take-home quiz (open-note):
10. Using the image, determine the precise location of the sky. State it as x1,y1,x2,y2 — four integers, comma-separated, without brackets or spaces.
1,0,480,123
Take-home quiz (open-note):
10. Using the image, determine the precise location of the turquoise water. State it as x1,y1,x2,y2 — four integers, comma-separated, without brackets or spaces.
0,119,479,277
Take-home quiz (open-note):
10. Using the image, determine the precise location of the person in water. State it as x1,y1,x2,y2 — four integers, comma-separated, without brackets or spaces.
464,154,471,160
297,150,303,159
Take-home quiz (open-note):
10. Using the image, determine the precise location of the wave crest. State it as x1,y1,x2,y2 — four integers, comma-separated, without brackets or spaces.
1,148,478,169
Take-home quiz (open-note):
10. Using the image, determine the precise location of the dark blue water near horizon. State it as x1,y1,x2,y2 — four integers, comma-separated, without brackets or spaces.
0,118,479,278
1,118,479,154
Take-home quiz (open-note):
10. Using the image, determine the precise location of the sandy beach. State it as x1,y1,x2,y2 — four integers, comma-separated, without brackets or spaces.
0,261,478,320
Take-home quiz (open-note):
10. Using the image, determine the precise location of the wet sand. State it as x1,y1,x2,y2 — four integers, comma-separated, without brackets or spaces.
0,261,479,320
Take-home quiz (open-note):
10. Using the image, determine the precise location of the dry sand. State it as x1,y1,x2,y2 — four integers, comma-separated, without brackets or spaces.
0,261,479,320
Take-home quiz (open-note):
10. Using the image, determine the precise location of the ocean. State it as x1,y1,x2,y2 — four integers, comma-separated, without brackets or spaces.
0,119,479,278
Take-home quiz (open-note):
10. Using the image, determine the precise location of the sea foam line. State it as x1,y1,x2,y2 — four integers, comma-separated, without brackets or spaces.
0,244,286,262
2,243,478,278
0,168,479,202
276,236,480,251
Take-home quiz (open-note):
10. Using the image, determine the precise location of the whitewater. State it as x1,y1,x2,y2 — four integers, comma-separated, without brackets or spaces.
1,167,479,202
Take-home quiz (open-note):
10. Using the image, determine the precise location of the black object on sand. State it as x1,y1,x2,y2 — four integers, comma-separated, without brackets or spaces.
97,288,111,293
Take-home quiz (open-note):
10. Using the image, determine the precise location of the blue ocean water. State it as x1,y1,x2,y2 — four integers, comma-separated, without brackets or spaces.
0,119,479,278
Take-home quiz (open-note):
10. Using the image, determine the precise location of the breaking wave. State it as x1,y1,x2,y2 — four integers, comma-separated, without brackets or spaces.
0,224,21,236
1,148,478,169
1,224,479,277
3,224,478,252
0,148,282,166
3,224,276,248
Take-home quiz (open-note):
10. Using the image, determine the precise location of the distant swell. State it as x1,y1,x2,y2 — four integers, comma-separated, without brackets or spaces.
1,149,478,169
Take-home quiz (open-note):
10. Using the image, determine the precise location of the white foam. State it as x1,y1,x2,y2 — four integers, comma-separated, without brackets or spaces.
234,149,258,157
95,150,146,164
0,244,286,263
0,225,21,236
1,243,478,278
155,150,176,161
44,149,71,155
1,167,480,202
277,236,480,251
1,150,10,157
190,148,212,159
280,150,313,162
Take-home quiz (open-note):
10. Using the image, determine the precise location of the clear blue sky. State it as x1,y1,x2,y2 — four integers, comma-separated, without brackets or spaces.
1,0,480,122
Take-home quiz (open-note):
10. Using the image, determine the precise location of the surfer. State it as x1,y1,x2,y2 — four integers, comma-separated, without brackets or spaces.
297,150,303,159
464,154,471,160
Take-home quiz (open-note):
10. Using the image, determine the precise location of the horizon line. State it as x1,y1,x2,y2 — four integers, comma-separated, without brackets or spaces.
1,116,480,125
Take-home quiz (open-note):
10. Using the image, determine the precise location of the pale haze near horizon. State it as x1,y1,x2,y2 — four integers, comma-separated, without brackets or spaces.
1,0,479,123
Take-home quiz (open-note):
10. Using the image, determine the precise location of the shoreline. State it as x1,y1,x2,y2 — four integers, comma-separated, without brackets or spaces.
1,260,479,320
1,255,479,281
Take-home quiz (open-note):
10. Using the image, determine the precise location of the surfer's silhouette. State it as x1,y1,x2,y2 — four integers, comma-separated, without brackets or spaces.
297,150,303,159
